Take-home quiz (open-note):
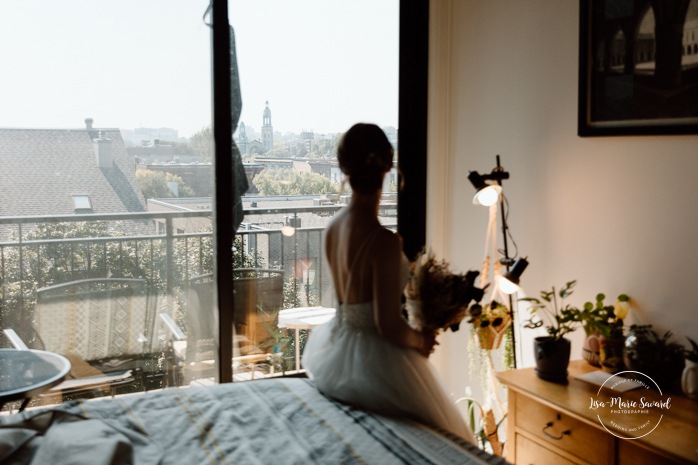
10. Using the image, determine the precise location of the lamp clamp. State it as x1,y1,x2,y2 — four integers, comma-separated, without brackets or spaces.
481,168,510,183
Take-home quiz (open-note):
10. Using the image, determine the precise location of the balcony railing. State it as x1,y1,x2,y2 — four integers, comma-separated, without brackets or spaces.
0,203,397,341
0,202,397,403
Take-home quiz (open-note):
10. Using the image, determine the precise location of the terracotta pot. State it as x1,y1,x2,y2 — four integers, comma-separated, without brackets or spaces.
476,317,511,351
599,335,625,373
582,331,601,367
534,336,571,384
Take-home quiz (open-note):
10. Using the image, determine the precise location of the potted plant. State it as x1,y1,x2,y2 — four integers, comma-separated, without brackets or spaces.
682,337,698,399
624,325,685,389
574,293,630,372
521,280,579,383
466,300,512,351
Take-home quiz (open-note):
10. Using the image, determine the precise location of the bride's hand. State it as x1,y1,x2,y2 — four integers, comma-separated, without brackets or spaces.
419,330,438,357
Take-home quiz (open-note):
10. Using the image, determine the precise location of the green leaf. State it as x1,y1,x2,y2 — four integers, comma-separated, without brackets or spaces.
560,281,576,299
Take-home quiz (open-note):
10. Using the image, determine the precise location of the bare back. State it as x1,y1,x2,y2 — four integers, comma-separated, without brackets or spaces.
325,208,402,306
323,205,425,354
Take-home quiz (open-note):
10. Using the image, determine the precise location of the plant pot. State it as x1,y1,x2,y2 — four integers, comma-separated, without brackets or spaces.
599,335,625,374
682,360,698,399
582,331,601,367
476,317,511,351
534,336,571,384
624,326,685,389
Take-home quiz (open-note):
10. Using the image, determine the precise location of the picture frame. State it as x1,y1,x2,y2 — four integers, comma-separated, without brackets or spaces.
578,0,698,137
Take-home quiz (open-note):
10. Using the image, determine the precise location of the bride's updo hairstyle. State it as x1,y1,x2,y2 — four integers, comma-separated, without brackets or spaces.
337,123,394,195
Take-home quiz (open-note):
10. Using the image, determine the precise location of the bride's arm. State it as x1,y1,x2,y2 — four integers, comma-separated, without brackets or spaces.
371,231,429,355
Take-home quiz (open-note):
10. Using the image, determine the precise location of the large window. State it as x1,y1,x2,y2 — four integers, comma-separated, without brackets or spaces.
0,0,426,407
0,0,217,404
225,0,400,379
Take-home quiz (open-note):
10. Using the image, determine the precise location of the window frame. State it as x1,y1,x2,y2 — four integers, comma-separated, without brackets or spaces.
71,194,92,211
210,0,428,383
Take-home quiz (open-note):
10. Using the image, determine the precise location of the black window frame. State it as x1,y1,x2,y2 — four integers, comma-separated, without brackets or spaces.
211,0,429,383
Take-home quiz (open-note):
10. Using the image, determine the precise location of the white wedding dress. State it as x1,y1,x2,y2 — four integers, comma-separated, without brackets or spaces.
302,231,476,443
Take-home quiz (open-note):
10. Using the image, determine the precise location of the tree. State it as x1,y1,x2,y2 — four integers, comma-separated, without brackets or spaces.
307,136,340,159
166,140,196,157
189,126,214,162
263,146,292,158
136,170,195,199
252,168,337,196
295,143,308,158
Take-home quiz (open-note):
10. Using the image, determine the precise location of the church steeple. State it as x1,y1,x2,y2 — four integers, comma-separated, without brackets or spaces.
262,101,273,152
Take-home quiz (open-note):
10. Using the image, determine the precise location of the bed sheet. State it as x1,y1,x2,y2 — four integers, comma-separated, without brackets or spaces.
1,377,508,465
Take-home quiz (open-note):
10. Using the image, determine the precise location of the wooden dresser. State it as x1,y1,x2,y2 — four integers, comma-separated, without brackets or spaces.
497,360,698,465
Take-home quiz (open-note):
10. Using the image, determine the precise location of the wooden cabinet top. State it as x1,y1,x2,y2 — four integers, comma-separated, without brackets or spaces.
497,360,698,464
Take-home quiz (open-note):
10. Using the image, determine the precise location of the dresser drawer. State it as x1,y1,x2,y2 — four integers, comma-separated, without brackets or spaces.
515,395,613,465
617,440,684,465
515,433,579,465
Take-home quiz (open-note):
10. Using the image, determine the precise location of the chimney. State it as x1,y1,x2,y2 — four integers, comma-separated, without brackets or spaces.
94,131,114,168
85,117,98,139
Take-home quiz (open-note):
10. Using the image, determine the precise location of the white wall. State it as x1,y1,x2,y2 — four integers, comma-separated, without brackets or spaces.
428,0,698,396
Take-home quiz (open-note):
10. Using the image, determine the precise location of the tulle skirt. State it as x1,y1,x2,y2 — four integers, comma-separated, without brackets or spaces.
302,305,475,444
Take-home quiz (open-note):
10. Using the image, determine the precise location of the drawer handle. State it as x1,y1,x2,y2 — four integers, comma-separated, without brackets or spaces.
542,421,571,440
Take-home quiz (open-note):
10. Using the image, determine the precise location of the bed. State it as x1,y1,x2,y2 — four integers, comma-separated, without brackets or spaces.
0,377,507,465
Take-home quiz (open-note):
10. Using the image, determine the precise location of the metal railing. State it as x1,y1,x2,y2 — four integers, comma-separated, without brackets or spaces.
0,204,397,333
0,202,397,399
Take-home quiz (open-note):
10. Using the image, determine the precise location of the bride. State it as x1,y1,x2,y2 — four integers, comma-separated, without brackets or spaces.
302,123,475,443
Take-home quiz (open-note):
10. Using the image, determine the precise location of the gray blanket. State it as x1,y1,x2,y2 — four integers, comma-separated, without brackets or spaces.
0,378,507,465
0,410,160,464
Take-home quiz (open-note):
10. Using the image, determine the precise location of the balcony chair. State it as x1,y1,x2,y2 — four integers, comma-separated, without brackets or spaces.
4,278,159,401
161,269,285,384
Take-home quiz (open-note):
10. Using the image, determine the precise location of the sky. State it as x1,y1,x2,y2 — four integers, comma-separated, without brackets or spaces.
0,0,399,138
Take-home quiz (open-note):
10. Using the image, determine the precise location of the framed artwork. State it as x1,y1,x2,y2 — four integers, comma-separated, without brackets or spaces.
578,0,698,136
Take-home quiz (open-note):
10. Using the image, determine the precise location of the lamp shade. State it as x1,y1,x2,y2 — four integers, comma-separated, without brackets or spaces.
473,185,502,206
468,171,502,206
499,257,529,295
